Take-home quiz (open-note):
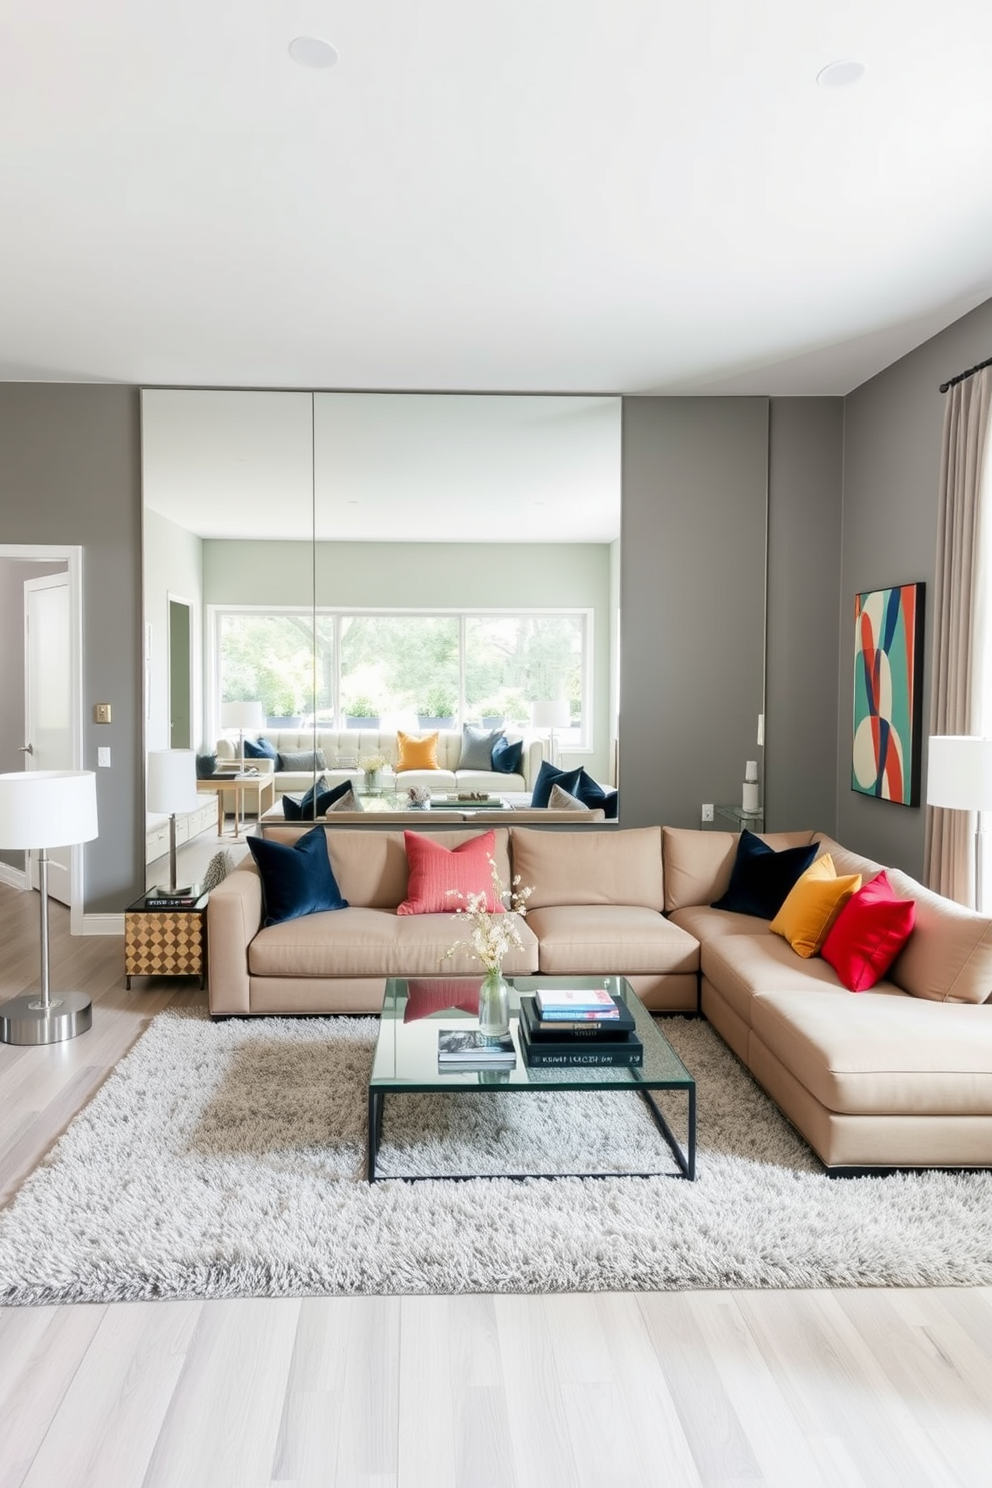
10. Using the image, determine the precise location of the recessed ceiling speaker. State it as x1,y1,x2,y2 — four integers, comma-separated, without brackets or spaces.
816,59,867,89
288,36,339,69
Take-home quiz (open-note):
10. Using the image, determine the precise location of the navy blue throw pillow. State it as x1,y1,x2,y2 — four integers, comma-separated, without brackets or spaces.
711,830,817,919
282,777,356,821
247,825,348,926
244,736,278,761
572,768,619,819
531,760,584,808
491,736,524,775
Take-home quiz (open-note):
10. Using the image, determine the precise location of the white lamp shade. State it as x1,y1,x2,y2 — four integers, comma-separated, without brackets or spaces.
926,736,992,812
531,700,570,729
0,770,99,850
221,700,265,731
147,750,200,815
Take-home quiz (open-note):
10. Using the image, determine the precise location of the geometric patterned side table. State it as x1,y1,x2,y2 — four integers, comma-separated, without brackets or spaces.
124,895,208,989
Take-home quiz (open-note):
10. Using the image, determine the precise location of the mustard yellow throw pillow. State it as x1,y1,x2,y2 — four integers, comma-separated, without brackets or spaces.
396,731,440,771
769,854,862,959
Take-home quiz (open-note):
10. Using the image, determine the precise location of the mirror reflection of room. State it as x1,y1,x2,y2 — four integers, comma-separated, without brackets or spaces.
141,390,621,884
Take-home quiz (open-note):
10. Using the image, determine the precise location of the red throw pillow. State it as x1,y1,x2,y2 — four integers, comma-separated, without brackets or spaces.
403,978,482,1022
821,870,916,992
397,830,504,915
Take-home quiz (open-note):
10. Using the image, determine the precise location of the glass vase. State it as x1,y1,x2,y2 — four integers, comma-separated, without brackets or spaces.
478,968,511,1042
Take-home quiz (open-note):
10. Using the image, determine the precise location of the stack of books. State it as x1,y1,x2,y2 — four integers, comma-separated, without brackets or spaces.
518,987,643,1067
142,888,206,909
437,1028,516,1070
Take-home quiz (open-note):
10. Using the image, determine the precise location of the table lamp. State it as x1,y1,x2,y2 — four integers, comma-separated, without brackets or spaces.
147,749,200,896
926,735,992,911
221,700,265,769
0,770,99,1045
531,700,570,761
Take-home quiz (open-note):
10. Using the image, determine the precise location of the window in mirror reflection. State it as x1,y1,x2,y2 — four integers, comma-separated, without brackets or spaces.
219,611,330,726
465,615,584,744
215,607,590,746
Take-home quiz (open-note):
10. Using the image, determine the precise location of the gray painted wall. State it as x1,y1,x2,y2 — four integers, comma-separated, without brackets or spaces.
620,398,769,829
0,385,144,912
764,398,843,833
839,297,992,879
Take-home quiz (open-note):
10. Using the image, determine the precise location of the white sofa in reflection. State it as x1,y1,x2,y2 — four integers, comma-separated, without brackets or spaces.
214,727,550,798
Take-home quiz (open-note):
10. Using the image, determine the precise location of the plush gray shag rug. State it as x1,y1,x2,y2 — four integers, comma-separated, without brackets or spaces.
1,1007,990,1304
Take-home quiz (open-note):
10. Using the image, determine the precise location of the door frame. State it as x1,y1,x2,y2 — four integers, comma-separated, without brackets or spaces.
167,591,193,750
1,543,84,931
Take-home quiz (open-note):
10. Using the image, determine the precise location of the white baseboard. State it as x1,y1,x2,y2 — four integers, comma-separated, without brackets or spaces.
0,863,27,891
81,913,125,936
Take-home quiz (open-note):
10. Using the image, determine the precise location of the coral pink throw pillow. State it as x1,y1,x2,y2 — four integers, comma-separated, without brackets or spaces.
820,870,916,992
397,830,504,915
403,978,483,1021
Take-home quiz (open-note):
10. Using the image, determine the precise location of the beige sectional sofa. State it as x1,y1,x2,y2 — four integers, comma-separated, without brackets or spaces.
206,821,992,1172
215,727,548,797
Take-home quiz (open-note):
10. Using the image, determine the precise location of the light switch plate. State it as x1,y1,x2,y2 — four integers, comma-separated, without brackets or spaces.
94,703,112,724
97,747,111,767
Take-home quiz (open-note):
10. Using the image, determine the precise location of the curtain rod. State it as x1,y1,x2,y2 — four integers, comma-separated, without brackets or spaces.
939,354,992,394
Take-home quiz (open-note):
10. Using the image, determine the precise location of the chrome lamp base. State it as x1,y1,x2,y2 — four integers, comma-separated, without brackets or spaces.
0,991,93,1046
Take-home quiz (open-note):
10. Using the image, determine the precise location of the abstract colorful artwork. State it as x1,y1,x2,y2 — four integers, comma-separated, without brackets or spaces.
852,582,925,806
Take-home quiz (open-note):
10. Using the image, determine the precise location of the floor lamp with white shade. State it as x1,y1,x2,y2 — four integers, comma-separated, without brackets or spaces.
926,735,992,911
147,749,200,897
531,700,570,763
0,769,99,1046
221,700,265,769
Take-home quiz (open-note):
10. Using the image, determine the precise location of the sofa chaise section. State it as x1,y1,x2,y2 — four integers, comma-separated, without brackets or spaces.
662,825,992,1170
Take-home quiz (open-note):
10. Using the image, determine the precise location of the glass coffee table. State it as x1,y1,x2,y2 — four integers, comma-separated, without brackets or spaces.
367,975,696,1183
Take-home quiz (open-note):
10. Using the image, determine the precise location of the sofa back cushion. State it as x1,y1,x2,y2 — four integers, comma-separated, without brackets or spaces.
510,825,663,910
662,827,818,912
814,834,992,1004
254,826,513,909
884,867,992,1003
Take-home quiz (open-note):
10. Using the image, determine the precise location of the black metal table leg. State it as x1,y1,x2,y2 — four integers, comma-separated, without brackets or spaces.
638,1086,696,1180
367,1089,383,1182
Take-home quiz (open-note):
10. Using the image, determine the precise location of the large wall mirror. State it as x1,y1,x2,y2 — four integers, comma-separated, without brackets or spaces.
140,390,621,872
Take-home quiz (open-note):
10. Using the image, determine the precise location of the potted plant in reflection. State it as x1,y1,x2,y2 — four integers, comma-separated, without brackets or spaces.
345,695,380,729
417,684,457,730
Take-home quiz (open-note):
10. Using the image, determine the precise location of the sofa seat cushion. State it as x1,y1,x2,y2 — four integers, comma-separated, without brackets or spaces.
396,769,458,792
451,770,520,793
751,990,992,1117
248,907,539,979
278,769,364,794
700,931,901,1029
525,905,698,976
670,904,775,943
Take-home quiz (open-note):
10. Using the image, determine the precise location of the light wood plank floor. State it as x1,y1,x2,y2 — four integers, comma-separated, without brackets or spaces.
2,882,991,1488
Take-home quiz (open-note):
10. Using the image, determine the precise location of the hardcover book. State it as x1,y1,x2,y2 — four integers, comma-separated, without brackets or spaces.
518,1021,643,1068
519,996,635,1042
437,1029,516,1066
534,987,618,1016
142,893,207,909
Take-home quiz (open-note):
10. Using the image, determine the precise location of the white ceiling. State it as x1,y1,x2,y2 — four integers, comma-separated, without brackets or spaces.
141,390,622,541
3,1,992,397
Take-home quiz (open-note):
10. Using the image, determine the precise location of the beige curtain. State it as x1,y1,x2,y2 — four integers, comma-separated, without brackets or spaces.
926,366,992,904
